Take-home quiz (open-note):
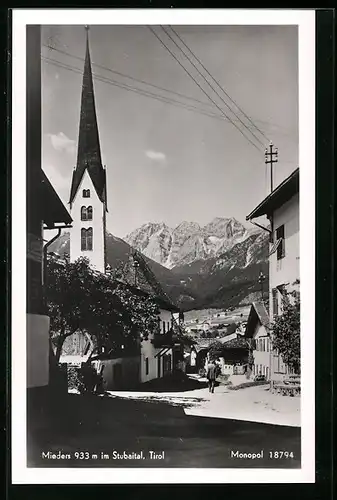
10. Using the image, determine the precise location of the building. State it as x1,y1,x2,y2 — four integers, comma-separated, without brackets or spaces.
245,301,271,380
140,297,182,384
246,168,299,381
59,27,185,390
69,27,107,273
26,26,72,396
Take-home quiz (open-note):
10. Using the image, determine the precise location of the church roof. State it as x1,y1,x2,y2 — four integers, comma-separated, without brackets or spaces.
69,28,106,205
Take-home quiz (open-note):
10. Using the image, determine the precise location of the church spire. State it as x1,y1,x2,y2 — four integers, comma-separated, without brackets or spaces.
69,26,106,205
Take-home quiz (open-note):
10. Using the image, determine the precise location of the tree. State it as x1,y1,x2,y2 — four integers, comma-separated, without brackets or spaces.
46,256,160,362
46,257,98,362
208,340,224,360
271,284,300,373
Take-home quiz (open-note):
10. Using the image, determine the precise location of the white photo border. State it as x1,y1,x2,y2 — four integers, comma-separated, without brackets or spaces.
11,8,316,484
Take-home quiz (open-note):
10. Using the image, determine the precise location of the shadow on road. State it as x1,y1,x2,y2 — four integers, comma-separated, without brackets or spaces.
27,391,301,469
135,372,208,393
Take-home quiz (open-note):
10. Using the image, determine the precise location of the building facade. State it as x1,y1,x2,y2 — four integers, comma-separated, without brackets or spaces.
140,308,175,384
26,26,72,393
246,168,299,382
245,301,271,380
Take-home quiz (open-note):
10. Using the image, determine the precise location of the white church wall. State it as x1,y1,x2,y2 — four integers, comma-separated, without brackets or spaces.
70,169,106,273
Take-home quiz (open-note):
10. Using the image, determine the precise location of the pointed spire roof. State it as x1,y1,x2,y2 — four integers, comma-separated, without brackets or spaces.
69,26,106,205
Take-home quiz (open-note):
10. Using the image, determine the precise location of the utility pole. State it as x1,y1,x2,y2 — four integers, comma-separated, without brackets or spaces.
258,271,266,302
265,142,278,192
133,258,139,287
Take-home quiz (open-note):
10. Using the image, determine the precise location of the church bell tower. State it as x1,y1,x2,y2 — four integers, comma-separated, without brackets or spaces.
69,26,107,273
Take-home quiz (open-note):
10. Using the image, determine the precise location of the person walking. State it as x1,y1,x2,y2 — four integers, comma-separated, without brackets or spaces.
206,358,217,393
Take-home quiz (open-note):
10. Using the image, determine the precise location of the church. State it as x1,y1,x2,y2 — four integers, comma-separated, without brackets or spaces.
60,27,183,389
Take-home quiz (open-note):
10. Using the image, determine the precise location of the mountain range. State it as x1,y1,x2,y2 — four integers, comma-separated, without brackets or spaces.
124,217,261,269
48,217,269,311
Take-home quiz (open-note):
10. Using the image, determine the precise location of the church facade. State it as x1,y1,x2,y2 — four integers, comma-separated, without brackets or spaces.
69,27,107,273
60,27,180,389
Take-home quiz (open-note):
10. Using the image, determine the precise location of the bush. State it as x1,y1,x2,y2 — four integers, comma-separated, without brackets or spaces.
272,284,300,373
67,366,86,393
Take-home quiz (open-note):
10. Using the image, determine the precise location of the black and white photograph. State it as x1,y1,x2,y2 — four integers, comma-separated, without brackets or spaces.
12,9,315,484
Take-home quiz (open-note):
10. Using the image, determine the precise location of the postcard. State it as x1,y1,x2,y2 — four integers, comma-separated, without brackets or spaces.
11,8,315,484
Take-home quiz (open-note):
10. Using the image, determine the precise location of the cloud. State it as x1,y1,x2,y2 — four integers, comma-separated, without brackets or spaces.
145,150,166,162
47,132,76,155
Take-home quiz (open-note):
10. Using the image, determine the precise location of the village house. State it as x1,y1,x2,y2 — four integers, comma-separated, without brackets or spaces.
245,301,271,380
26,25,72,398
246,168,299,382
138,295,182,385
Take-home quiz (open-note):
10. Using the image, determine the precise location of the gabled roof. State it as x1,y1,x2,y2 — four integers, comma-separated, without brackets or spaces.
69,29,106,205
246,168,299,220
245,301,270,338
221,337,250,349
41,171,72,228
115,279,180,313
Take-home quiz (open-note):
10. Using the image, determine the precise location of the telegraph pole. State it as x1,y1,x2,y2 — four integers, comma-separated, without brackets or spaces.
258,271,266,302
265,142,278,192
133,258,139,287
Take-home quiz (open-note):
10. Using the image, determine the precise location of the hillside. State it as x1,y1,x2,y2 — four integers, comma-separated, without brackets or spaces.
48,225,269,311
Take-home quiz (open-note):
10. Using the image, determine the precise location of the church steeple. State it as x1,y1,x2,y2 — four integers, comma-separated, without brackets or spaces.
69,26,106,206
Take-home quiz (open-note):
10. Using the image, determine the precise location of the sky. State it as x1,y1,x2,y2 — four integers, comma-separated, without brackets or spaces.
41,24,298,238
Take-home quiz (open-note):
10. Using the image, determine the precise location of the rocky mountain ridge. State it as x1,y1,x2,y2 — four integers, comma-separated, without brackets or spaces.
124,217,260,270
47,216,268,310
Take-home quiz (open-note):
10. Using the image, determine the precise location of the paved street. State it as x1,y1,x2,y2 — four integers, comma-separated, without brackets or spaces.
105,376,301,428
28,381,301,469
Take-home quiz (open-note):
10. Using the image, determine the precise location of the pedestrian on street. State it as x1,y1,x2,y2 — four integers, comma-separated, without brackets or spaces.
207,358,217,393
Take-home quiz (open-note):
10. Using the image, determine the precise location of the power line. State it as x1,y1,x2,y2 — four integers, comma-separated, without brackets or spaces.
160,25,265,148
43,43,290,136
42,44,214,110
147,26,263,154
42,56,268,127
42,57,238,122
168,25,270,143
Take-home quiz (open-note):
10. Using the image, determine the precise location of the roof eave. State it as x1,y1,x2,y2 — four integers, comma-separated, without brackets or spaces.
246,168,299,221
41,171,72,227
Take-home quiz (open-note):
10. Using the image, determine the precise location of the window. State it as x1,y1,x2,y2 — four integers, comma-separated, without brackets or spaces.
167,322,170,332
266,338,270,352
81,206,92,221
276,224,285,260
145,357,149,376
162,321,166,334
272,288,278,317
81,206,87,221
83,189,90,198
81,227,93,251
